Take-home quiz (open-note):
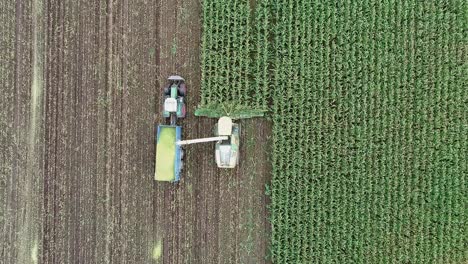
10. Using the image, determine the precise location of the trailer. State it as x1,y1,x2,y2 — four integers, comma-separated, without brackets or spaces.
154,76,186,182
154,76,241,182
154,125,183,181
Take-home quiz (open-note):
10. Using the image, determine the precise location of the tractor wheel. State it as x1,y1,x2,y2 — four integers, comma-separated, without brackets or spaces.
181,104,187,118
178,83,186,96
163,85,170,95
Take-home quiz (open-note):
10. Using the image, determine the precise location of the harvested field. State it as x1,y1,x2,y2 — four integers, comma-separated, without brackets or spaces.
1,1,270,263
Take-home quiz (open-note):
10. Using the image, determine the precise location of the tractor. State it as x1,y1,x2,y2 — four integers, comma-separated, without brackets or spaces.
155,76,186,182
155,76,240,182
163,75,186,125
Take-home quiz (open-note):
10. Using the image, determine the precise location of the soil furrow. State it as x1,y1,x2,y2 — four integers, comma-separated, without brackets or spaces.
2,1,271,263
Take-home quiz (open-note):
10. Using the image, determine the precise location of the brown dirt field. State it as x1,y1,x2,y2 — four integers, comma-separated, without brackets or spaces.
1,1,271,263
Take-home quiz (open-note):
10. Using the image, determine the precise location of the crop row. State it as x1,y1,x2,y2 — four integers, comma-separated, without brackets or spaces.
199,0,467,262
198,0,269,118
268,1,467,263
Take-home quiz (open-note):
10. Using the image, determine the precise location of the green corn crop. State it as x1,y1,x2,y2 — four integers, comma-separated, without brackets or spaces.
197,0,270,118
201,0,467,263
268,1,467,263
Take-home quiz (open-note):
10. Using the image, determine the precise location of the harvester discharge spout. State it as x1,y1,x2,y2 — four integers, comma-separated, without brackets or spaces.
176,136,229,146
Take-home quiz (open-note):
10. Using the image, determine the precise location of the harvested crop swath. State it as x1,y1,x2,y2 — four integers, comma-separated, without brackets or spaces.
198,0,269,118
269,1,467,263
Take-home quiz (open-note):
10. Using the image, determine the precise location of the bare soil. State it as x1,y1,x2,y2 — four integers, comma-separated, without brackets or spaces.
1,0,271,263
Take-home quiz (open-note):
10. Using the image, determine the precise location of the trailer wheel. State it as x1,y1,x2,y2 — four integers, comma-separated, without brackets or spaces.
179,160,184,172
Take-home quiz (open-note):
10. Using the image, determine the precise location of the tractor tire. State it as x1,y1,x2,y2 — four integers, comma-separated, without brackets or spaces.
163,86,170,95
178,83,186,96
181,104,187,118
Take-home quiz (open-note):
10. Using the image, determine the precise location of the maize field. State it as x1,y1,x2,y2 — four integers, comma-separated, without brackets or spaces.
197,0,270,118
201,0,467,263
1,0,466,263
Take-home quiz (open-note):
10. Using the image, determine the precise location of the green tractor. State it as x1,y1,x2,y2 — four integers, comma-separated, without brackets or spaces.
155,76,186,182
163,75,186,125
155,76,241,183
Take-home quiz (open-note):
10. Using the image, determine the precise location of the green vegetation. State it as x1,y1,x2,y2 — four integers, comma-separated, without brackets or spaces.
155,127,177,181
201,0,467,263
197,0,269,118
269,1,467,262
152,239,163,261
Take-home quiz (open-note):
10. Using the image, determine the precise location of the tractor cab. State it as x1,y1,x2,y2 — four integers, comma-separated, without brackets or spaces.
163,75,186,125
215,117,240,168
164,98,178,112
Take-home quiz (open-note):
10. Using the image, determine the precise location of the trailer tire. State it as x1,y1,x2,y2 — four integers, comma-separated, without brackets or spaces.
179,160,184,172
